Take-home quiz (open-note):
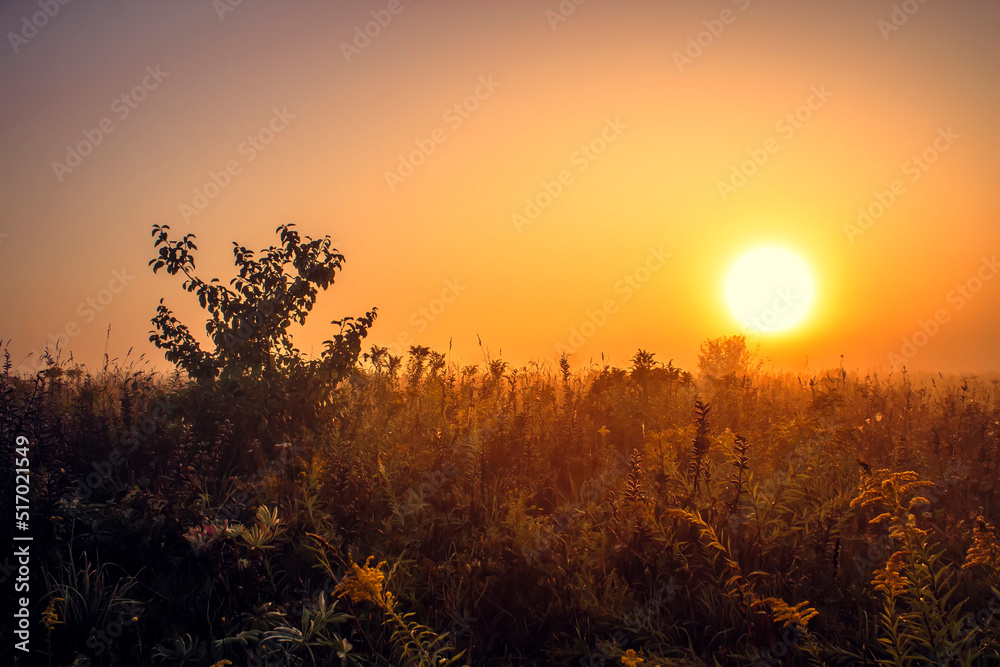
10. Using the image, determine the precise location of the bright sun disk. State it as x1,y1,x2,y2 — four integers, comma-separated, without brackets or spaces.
725,246,815,334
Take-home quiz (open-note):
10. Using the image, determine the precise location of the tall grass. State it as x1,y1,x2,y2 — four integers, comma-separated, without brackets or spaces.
3,343,1000,665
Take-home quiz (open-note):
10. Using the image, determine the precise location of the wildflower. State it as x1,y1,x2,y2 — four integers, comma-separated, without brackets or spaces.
209,661,232,667
335,556,390,606
964,518,1000,572
873,551,908,598
41,597,63,631
621,649,644,666
759,597,819,628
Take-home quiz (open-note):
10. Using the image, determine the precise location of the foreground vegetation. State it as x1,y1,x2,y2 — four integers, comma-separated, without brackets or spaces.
3,226,1000,665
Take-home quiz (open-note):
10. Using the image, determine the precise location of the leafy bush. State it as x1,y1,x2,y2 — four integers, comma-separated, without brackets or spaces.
148,223,376,444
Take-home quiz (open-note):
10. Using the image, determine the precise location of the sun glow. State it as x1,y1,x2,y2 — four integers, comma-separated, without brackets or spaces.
725,246,815,335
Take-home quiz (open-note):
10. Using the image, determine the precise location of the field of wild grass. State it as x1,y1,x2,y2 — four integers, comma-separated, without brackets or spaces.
4,343,1000,666
3,226,1000,665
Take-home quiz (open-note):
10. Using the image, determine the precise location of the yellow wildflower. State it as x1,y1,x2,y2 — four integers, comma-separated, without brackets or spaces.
873,551,909,598
964,518,1000,572
41,597,64,631
335,556,389,606
621,648,644,666
759,597,819,628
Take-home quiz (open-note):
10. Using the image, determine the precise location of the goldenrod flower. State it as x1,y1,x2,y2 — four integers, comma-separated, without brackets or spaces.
964,518,1000,572
621,649,644,666
873,551,909,598
759,597,819,628
41,597,63,631
335,556,389,606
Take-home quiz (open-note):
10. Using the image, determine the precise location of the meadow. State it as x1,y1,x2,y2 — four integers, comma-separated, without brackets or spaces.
3,226,1000,666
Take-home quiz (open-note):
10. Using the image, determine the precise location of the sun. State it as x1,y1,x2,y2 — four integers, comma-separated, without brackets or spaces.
725,246,815,335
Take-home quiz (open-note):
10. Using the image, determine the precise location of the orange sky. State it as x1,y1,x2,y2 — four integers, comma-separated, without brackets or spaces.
1,0,998,376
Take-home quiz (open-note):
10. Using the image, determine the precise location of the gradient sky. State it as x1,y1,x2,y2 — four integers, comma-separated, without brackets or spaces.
1,0,998,375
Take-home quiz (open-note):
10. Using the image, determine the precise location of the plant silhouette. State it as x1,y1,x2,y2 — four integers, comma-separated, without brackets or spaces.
149,223,375,382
